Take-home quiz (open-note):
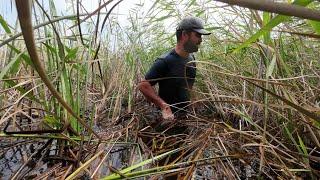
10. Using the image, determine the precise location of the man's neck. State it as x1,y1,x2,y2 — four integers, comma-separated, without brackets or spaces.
175,44,189,59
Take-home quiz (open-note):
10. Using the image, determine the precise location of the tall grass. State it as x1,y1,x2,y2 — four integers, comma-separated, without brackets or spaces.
1,0,320,179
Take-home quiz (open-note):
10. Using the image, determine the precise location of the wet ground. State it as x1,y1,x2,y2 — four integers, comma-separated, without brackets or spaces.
0,104,253,179
0,139,50,179
0,138,133,179
1,102,318,179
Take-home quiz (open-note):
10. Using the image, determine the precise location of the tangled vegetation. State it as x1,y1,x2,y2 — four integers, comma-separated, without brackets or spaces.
0,0,320,179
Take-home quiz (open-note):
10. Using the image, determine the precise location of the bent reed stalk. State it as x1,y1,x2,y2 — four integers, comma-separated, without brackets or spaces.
215,0,320,21
15,0,100,139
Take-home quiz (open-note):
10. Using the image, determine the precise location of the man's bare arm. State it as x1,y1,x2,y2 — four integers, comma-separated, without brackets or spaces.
138,80,174,120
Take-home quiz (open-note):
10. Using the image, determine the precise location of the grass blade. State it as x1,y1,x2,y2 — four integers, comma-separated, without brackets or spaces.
233,0,313,52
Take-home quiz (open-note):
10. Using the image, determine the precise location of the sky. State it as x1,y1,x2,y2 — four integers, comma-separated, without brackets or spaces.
0,0,225,50
0,0,153,34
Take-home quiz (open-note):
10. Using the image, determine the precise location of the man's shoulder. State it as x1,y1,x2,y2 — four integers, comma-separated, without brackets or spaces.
158,49,176,61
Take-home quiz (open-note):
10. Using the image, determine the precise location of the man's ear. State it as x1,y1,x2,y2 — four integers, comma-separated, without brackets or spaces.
182,30,189,40
182,30,188,36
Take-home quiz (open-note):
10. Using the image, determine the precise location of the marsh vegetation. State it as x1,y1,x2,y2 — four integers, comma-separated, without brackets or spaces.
0,0,320,179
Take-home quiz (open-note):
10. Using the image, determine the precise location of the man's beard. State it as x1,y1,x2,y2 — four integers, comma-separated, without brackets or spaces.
183,40,198,53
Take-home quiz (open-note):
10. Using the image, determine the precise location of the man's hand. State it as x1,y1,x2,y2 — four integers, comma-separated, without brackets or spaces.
161,105,174,120
138,80,174,120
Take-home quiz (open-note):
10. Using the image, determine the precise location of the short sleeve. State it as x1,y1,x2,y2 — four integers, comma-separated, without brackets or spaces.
145,58,168,86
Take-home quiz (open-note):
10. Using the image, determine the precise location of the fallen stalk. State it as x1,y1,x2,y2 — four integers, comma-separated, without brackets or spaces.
101,154,243,180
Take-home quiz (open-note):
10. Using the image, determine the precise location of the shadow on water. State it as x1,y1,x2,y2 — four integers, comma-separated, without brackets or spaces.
0,139,49,179
0,111,139,179
0,138,133,179
0,114,61,179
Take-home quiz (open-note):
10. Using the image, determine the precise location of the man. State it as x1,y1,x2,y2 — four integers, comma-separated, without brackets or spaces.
138,16,211,124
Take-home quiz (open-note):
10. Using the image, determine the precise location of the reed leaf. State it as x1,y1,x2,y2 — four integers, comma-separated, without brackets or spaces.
6,44,34,68
262,11,271,44
266,53,277,78
233,0,313,52
298,135,308,156
307,2,320,35
0,52,23,80
0,14,11,34
284,123,303,154
103,147,186,179
308,20,320,34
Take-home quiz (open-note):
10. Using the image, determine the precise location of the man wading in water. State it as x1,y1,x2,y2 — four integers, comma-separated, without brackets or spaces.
138,16,211,128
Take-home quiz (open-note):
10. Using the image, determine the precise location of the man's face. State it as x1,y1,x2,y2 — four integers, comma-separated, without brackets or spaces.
183,31,202,53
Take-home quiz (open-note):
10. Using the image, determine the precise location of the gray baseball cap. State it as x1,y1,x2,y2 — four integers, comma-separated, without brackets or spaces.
177,17,211,35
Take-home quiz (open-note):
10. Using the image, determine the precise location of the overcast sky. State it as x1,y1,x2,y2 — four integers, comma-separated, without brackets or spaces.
0,0,153,34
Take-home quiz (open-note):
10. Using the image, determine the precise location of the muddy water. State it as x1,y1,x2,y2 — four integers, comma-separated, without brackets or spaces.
0,119,132,179
0,137,137,179
0,139,48,179
0,104,220,179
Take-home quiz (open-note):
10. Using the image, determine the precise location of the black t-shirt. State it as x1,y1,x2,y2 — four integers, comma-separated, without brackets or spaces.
145,49,196,112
